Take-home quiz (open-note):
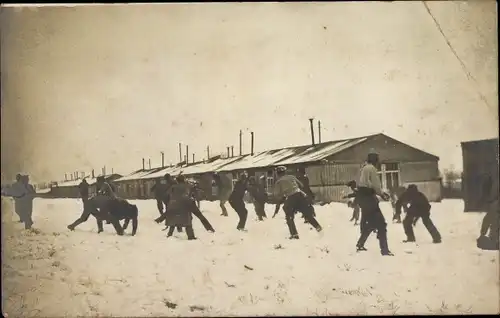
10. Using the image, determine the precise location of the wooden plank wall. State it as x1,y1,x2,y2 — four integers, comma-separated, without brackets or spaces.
307,162,442,202
400,161,440,183
310,185,351,203
306,163,362,187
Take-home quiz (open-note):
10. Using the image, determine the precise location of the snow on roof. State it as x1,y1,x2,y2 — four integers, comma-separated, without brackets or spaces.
180,157,244,175
56,174,118,187
114,169,159,182
215,148,300,172
276,137,368,165
112,134,378,181
137,165,184,180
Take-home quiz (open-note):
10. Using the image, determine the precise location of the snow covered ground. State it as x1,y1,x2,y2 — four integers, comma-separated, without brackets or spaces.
2,198,499,316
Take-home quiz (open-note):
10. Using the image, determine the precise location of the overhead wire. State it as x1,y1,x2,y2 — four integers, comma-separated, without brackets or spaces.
421,1,493,111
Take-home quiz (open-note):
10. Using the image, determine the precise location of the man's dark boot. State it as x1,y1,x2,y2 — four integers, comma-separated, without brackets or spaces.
186,226,197,240
167,226,175,237
356,245,367,252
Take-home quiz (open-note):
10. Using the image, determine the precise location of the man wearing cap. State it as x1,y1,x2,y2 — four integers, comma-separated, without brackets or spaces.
355,149,393,256
395,184,442,243
273,166,322,239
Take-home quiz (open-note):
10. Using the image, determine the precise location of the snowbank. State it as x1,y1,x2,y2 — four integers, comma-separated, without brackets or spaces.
2,197,498,316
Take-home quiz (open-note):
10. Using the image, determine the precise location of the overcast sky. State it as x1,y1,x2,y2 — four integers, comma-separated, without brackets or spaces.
1,1,497,183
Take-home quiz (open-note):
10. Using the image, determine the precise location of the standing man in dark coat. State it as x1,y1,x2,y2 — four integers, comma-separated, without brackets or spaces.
153,173,176,224
164,175,197,240
355,150,393,256
79,178,89,205
296,167,315,204
296,167,316,223
273,166,322,239
395,184,442,244
247,176,267,221
151,178,168,216
155,175,215,233
229,172,250,231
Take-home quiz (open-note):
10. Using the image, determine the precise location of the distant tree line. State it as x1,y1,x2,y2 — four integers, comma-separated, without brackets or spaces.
442,167,462,199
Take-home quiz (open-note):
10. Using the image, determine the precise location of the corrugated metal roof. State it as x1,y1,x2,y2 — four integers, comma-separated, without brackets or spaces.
112,133,387,181
215,148,301,172
114,169,159,182
181,157,244,175
136,166,184,180
276,137,369,165
55,174,120,187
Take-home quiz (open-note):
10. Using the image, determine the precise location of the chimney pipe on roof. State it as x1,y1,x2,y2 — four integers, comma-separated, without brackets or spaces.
179,143,182,163
239,130,243,156
186,145,189,164
227,146,230,158
318,120,322,143
231,146,234,158
111,168,114,174
103,166,106,176
161,152,165,168
207,146,210,160
251,132,254,156
148,159,151,169
193,153,195,163
91,169,95,179
309,118,315,146
65,173,67,181
142,158,145,170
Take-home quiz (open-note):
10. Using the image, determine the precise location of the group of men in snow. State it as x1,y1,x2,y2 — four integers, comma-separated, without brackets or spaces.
66,176,139,236
3,147,498,253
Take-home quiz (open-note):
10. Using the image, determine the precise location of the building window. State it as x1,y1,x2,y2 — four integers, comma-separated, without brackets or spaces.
266,176,274,191
380,162,400,191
